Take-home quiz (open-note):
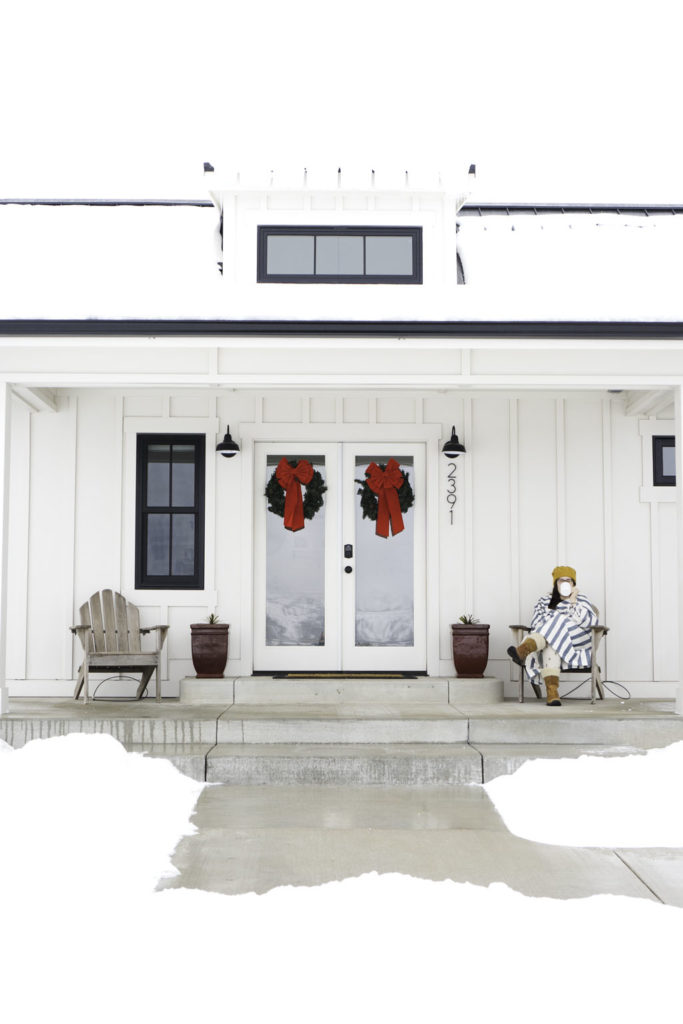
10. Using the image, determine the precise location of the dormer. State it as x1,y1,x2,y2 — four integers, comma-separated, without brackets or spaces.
206,165,472,320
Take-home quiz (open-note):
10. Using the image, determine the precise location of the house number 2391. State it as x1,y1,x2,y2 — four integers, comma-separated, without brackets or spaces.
446,463,457,524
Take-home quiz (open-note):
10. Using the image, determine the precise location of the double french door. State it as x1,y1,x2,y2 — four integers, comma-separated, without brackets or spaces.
253,442,426,672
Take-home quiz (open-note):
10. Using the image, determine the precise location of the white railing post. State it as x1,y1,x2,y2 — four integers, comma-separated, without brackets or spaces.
676,385,683,715
0,383,11,714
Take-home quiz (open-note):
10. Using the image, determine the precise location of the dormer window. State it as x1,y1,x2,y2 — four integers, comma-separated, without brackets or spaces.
257,226,422,283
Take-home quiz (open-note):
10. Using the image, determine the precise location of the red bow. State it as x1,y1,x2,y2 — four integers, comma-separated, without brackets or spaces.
275,458,314,531
365,459,405,538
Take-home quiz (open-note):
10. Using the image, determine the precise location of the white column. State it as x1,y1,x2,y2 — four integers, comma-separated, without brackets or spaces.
676,385,683,715
0,383,12,714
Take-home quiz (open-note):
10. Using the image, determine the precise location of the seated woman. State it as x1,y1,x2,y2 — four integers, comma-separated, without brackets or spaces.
507,566,598,707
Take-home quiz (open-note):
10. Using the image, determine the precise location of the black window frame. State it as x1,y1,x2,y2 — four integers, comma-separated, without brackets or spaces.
653,435,676,487
135,433,206,590
257,225,423,284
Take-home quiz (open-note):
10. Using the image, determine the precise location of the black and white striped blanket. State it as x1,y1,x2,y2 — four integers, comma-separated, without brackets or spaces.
525,593,598,681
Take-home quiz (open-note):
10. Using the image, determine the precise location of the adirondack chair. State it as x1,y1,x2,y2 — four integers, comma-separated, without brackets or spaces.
71,590,169,702
509,604,609,704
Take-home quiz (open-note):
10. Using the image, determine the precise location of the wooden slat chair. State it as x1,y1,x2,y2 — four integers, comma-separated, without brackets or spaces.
509,605,609,704
71,590,169,702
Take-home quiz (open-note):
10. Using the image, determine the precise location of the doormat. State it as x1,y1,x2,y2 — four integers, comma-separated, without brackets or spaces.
263,672,421,679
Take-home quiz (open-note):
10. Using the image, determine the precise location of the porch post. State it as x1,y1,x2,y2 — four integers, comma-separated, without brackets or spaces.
0,383,11,714
676,385,683,715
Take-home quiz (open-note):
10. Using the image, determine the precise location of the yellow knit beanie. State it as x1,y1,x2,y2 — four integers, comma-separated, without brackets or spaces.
552,565,576,583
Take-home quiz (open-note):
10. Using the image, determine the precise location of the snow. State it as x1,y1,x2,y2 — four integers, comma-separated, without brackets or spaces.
485,741,683,848
1,204,682,321
1,733,683,1022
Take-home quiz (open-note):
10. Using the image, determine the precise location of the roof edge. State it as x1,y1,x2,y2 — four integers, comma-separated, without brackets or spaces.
2,320,683,339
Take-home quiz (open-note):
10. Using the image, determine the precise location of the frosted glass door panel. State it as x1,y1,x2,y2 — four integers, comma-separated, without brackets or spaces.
354,456,414,647
265,455,326,647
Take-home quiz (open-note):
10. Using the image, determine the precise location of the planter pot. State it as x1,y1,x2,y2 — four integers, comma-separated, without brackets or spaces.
190,623,229,678
450,623,490,678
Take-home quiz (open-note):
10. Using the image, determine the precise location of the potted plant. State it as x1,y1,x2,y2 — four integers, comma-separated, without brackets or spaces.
450,615,490,677
190,613,229,678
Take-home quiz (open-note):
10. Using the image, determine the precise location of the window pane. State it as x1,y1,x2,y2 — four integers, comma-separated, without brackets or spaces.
365,235,413,275
662,445,676,478
316,235,363,275
354,456,414,646
172,446,195,506
267,235,314,275
147,445,170,506
147,514,170,575
172,514,195,575
266,455,325,646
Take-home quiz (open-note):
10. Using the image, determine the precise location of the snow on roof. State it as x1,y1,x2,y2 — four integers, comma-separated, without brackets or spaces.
0,200,682,321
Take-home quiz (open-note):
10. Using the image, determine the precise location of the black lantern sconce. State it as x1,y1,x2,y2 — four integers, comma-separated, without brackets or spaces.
216,425,240,458
442,426,466,458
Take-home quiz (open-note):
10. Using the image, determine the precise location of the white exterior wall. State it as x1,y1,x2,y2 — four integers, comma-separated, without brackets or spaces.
215,187,460,321
5,387,677,697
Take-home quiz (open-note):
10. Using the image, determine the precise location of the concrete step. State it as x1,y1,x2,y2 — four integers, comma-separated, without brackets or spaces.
467,711,683,747
180,675,504,706
216,704,469,744
124,740,662,787
472,742,653,783
206,743,482,786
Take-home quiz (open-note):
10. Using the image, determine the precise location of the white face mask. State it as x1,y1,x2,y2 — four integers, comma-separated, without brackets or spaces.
558,581,573,597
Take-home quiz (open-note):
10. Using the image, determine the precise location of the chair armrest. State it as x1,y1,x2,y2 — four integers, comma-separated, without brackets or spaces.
508,624,531,631
70,624,92,650
140,625,169,650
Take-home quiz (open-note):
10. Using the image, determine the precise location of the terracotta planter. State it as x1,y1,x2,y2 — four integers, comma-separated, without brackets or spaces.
450,623,490,678
190,623,229,678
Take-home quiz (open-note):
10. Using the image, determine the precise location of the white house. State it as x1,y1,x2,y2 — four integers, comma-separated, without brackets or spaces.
1,166,683,712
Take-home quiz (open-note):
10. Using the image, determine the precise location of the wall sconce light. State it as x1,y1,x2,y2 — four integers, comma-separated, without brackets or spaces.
216,425,240,458
442,426,466,458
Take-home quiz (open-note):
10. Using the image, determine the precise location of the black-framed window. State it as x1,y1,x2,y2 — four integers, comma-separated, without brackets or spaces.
653,435,676,486
257,226,423,283
135,434,205,589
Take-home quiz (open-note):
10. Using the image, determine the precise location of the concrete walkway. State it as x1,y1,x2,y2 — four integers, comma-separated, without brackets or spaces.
158,783,683,907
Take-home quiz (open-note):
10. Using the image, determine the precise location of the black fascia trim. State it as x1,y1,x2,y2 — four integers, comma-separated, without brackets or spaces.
459,203,683,216
257,226,423,284
0,198,214,207
4,319,683,339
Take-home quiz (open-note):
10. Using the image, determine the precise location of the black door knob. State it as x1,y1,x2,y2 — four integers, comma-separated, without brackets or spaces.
344,565,353,574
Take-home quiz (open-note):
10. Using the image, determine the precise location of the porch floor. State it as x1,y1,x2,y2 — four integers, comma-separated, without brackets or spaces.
2,695,683,784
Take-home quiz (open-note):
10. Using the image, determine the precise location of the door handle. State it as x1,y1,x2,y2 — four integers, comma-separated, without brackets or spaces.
344,565,353,574
344,544,353,559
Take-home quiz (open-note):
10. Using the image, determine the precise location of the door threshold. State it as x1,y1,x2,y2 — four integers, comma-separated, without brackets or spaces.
252,671,425,679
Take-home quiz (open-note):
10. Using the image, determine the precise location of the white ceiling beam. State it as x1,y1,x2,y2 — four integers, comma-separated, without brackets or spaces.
12,386,59,413
625,389,672,417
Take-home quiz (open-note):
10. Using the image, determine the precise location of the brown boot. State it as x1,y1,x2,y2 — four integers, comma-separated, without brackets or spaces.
507,636,538,667
544,675,562,707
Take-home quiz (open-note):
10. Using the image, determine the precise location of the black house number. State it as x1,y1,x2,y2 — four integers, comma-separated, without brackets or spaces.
446,463,457,524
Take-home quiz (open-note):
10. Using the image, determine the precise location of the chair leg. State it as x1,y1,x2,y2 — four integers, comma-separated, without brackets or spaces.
135,667,155,700
155,661,161,702
74,663,85,700
595,667,606,701
83,661,89,703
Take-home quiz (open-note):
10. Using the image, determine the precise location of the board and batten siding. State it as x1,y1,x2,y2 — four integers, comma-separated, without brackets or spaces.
4,389,677,697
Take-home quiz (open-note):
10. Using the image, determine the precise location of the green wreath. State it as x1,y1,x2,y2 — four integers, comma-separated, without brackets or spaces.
355,465,415,521
265,463,327,520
